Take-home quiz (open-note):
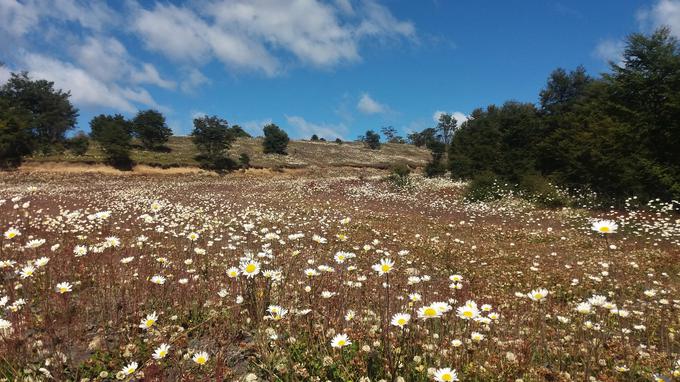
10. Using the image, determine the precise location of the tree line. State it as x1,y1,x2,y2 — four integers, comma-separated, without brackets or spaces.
0,71,290,171
408,27,680,202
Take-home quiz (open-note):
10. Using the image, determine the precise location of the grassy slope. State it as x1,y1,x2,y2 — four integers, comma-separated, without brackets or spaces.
27,136,432,169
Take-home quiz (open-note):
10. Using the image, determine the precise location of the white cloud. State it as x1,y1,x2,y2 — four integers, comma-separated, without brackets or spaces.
131,0,415,75
433,110,468,125
593,39,625,65
357,93,387,114
0,0,116,37
20,52,161,113
180,68,211,93
285,115,348,140
0,64,11,84
242,118,273,137
638,0,680,38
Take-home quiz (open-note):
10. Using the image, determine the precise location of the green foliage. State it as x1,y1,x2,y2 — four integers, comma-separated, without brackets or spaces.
65,132,90,156
90,114,133,170
132,109,172,150
0,71,78,152
388,162,412,189
335,138,342,144
239,153,251,168
311,134,319,141
518,174,568,208
464,172,509,202
363,130,381,150
449,28,680,202
262,123,289,154
191,115,239,172
0,99,33,168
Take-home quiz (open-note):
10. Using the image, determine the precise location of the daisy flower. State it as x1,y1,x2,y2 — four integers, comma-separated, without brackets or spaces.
528,288,548,302
192,351,209,365
121,361,138,376
19,265,36,279
3,228,20,240
417,305,442,319
55,282,73,294
150,275,166,285
226,267,240,278
140,312,158,330
591,220,618,234
372,258,394,275
330,333,351,348
391,313,411,328
240,260,261,278
153,343,170,360
433,367,458,381
456,302,479,320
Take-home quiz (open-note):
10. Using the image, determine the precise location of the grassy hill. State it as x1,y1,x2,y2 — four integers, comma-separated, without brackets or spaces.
26,136,431,170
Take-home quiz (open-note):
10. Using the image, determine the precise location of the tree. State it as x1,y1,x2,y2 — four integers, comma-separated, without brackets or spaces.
539,66,591,115
262,123,289,154
0,72,78,152
380,126,404,143
191,115,238,172
363,130,381,150
89,114,133,169
310,134,319,141
230,125,251,138
0,98,33,168
435,113,457,146
407,128,436,147
132,109,172,150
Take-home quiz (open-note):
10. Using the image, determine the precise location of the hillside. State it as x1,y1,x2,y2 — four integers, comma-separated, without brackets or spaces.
26,136,432,170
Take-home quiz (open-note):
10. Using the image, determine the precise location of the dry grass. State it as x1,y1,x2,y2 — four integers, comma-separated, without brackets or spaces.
26,137,431,170
0,170,678,381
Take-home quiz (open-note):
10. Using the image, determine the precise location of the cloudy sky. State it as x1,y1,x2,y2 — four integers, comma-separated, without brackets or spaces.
1,0,679,139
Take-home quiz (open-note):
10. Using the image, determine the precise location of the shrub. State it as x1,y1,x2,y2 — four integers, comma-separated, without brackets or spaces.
388,162,412,189
335,138,342,144
519,174,569,208
66,132,89,156
263,123,289,155
310,134,319,141
0,110,33,169
363,130,381,150
239,153,251,169
464,172,508,202
424,160,447,178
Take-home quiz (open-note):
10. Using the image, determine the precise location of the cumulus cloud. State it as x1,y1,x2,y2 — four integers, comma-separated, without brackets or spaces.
433,110,468,125
285,115,348,140
131,0,414,74
0,64,11,84
357,93,388,114
242,118,274,137
638,0,680,38
20,52,161,113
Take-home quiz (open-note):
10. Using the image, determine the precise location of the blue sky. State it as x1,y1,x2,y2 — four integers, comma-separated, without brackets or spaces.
1,0,679,140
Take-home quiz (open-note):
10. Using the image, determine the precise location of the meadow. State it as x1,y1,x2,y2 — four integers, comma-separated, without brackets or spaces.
0,169,678,381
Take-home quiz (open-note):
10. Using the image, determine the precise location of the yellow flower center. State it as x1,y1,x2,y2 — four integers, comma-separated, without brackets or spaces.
196,357,206,364
442,374,453,381
599,226,609,232
398,319,406,325
381,264,391,272
338,340,346,346
424,307,437,317
159,350,167,357
59,287,68,293
8,233,15,238
534,293,543,299
245,264,256,273
145,319,155,327
463,310,473,318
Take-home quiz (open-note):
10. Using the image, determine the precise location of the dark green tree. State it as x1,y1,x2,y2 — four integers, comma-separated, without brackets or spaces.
89,114,133,170
65,131,90,156
363,130,381,150
191,115,238,171
0,72,78,152
132,109,172,150
0,98,33,168
262,123,289,154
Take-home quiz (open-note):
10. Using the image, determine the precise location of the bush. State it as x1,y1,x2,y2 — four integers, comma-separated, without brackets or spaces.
464,172,508,202
363,130,381,150
196,154,238,173
310,134,319,141
424,160,447,178
239,153,251,168
66,132,89,156
335,138,342,144
519,174,569,208
388,163,412,189
263,123,289,154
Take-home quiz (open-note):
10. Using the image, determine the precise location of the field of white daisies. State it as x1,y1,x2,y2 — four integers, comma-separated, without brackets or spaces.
0,170,678,382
